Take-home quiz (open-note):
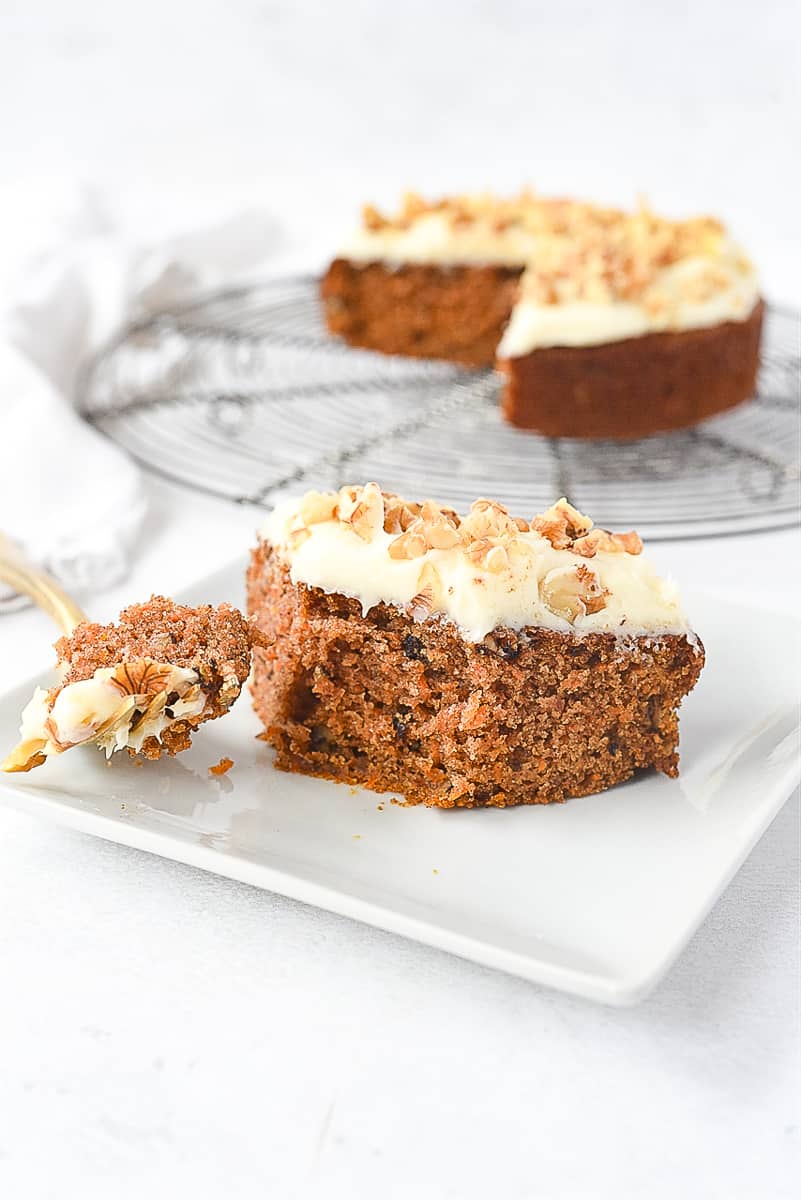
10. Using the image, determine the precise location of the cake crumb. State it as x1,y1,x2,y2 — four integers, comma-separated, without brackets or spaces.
209,757,234,777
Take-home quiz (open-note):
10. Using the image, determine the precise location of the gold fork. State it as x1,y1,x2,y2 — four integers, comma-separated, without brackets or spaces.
0,534,88,636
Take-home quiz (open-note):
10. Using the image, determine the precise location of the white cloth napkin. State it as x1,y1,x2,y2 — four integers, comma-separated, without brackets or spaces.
0,183,279,607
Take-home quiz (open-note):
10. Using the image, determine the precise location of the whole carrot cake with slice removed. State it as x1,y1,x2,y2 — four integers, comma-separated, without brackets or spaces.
247,484,705,808
321,191,763,438
3,597,257,773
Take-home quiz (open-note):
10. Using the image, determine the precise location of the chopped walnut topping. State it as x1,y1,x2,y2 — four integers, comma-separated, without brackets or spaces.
388,499,461,556
284,486,643,571
345,481,384,542
299,490,338,527
465,537,509,573
276,486,650,630
287,516,311,550
401,191,428,221
335,484,361,522
418,500,461,549
406,586,433,622
358,191,737,305
460,498,521,542
383,493,421,534
406,563,442,622
530,499,640,557
108,660,176,698
572,528,643,557
541,564,609,623
362,203,388,231
575,564,609,614
531,498,594,550
388,528,428,560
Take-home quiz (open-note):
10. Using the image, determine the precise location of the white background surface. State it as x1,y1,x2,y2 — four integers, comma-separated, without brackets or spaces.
1,2,800,1197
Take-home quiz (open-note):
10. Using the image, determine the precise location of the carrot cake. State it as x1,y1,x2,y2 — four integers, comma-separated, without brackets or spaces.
321,192,762,439
3,596,257,772
247,484,704,808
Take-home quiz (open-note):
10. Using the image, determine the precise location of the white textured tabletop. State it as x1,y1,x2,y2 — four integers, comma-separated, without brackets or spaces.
1,3,799,1197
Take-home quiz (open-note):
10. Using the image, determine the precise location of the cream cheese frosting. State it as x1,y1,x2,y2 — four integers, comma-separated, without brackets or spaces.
261,484,692,642
338,191,759,352
2,659,206,773
498,248,759,354
340,210,540,267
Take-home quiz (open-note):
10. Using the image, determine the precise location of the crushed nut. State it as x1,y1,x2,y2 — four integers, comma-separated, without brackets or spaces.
299,490,338,527
287,516,311,550
531,498,593,550
484,544,509,573
466,537,509,573
383,493,421,534
419,500,461,549
406,586,433,622
388,528,428,560
335,484,361,522
357,191,735,306
406,562,442,622
541,565,609,622
108,660,176,698
362,203,388,231
346,481,384,542
279,487,647,629
573,528,643,557
460,498,520,542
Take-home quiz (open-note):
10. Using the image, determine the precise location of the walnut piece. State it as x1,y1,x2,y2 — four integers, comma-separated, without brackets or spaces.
299,490,338,527
460,498,520,542
530,498,593,550
465,537,509,573
573,528,643,557
406,562,442,622
388,528,427,560
531,498,641,557
337,482,383,542
418,500,461,549
541,564,609,623
383,493,421,534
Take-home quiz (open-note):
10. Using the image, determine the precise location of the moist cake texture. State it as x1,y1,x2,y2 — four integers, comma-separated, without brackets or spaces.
248,484,704,808
322,260,522,367
3,597,256,772
322,191,762,437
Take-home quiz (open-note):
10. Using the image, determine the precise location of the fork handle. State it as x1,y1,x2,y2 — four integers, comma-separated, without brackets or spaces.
0,536,88,635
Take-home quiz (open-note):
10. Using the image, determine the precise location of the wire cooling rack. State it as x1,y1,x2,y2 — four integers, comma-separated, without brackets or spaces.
80,276,800,539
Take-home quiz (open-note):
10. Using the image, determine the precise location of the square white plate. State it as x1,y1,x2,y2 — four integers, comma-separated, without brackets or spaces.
1,561,798,1005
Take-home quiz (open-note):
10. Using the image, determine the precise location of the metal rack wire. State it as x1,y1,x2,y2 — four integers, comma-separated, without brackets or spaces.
80,276,800,538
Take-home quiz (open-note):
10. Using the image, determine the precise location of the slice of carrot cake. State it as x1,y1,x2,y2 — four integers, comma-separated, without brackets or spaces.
3,597,257,772
321,191,762,438
247,484,704,808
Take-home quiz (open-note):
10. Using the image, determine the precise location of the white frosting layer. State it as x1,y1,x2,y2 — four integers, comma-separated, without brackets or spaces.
262,493,691,642
498,253,760,354
340,211,539,267
2,661,206,772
